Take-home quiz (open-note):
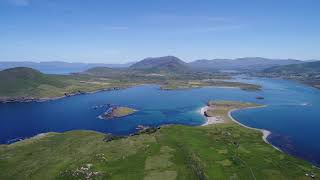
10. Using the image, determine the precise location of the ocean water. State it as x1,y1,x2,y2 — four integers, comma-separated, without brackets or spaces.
0,78,319,165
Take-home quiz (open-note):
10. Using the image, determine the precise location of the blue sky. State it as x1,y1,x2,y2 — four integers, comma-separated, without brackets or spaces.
0,0,319,63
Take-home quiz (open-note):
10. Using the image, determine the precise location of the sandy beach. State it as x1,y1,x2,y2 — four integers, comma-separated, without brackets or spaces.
199,105,281,151
199,106,225,125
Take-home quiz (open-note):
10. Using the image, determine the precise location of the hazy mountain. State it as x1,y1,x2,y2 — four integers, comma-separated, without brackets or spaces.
0,61,134,74
130,56,189,73
1,57,310,75
263,60,320,74
82,67,125,76
189,57,303,72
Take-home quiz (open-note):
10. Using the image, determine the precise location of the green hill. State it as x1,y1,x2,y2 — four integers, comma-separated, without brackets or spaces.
0,67,121,100
0,67,66,97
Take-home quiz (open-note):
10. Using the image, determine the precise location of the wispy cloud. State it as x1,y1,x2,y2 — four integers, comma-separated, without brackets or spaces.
8,0,31,6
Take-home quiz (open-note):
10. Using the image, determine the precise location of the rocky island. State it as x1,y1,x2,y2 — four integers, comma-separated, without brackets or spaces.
99,106,137,119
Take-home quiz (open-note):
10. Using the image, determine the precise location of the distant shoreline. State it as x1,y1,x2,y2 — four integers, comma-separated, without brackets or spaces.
0,82,260,104
0,86,129,104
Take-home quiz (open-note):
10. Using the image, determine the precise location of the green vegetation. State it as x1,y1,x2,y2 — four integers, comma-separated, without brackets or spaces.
160,80,261,91
0,101,318,179
0,67,65,97
0,67,139,101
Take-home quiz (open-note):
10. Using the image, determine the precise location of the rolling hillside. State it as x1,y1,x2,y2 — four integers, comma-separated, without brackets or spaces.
0,67,126,100
0,67,66,97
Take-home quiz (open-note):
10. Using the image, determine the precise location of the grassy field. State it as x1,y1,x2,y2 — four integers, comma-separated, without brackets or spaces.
160,80,261,91
0,101,318,180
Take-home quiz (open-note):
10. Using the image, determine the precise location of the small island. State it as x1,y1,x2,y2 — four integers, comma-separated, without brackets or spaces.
99,106,137,119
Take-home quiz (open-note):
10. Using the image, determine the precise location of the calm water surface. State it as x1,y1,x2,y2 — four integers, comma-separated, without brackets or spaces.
0,77,319,165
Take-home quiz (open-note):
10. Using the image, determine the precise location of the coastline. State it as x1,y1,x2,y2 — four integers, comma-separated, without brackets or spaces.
199,106,225,125
0,86,129,104
199,105,281,151
0,82,260,104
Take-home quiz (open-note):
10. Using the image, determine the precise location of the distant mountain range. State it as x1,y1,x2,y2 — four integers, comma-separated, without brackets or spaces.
263,61,320,74
189,57,304,72
255,61,320,89
1,56,318,74
0,61,134,74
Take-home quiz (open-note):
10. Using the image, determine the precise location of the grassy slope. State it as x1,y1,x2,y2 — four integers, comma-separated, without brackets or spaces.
0,102,318,179
0,67,65,97
0,67,138,99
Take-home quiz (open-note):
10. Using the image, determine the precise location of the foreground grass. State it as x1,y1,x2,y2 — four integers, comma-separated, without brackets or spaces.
0,126,318,179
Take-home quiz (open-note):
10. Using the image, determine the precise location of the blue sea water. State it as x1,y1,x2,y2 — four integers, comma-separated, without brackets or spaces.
0,78,319,165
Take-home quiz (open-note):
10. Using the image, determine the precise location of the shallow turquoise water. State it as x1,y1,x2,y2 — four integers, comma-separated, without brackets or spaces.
0,77,319,165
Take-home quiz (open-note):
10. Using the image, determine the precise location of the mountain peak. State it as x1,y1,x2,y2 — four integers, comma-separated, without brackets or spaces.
130,56,188,72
